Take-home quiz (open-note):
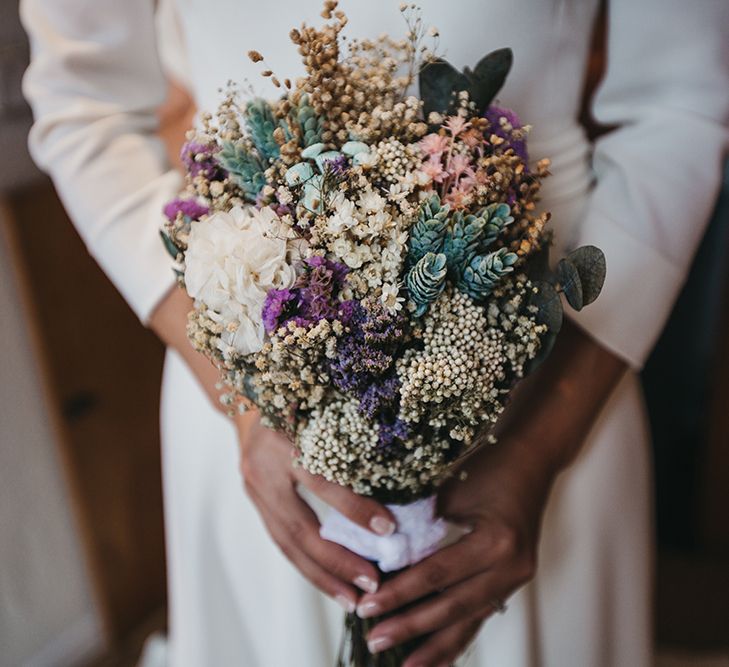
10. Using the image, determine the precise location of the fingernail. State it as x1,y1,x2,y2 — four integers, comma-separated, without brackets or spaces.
354,575,378,594
367,635,393,654
335,594,356,613
356,599,381,618
370,516,395,536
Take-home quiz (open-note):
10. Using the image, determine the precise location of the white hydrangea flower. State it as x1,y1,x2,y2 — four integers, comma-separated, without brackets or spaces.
184,206,298,356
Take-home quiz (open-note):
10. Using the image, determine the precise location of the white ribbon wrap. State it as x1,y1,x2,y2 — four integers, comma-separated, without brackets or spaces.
319,495,450,572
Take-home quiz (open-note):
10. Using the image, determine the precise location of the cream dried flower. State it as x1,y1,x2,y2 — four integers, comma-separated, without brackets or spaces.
184,206,299,357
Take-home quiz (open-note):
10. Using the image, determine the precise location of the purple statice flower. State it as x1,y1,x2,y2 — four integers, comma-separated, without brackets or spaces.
377,416,411,449
303,256,349,285
335,299,357,325
359,374,400,420
483,106,529,164
180,141,225,180
327,300,407,415
262,258,351,333
273,202,294,218
323,154,349,178
262,288,299,334
163,198,209,222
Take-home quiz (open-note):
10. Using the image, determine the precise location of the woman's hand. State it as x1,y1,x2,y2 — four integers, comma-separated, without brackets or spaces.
358,438,553,666
235,410,398,612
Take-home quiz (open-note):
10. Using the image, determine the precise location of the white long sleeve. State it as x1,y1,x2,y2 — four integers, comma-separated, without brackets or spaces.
570,0,729,368
21,0,180,322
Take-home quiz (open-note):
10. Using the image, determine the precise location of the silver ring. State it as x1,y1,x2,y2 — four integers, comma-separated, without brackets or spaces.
491,598,508,614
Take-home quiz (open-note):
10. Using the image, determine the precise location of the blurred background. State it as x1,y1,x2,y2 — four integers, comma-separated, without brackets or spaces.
0,1,727,666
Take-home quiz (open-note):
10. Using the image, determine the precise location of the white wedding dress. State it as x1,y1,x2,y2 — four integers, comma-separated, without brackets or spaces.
21,0,729,665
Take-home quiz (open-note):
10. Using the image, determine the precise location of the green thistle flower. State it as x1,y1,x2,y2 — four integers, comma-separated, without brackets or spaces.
458,248,518,301
406,252,448,316
407,194,450,266
245,98,280,162
479,203,514,250
442,210,487,281
217,140,266,202
295,93,324,147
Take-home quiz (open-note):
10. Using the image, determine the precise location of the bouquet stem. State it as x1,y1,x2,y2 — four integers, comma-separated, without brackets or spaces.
336,571,426,667
337,611,422,667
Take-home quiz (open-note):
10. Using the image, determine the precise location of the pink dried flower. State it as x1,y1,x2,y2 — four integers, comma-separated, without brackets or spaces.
419,133,449,157
448,153,474,180
421,155,448,183
444,115,470,137
445,182,474,209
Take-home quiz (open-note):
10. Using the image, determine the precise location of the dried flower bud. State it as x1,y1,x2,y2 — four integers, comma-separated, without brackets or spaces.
248,50,264,63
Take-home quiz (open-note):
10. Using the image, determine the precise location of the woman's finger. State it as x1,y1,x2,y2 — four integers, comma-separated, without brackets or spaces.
366,570,508,650
273,485,382,593
357,531,499,618
401,617,483,667
247,486,360,612
294,466,397,536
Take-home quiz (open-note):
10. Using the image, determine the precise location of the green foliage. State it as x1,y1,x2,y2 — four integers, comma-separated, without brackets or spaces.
295,93,324,147
159,230,181,261
245,98,280,162
521,246,605,374
217,140,266,202
406,252,448,316
419,48,513,118
457,248,518,301
563,246,606,309
284,161,315,186
419,59,469,120
405,197,519,306
523,280,563,375
480,203,514,250
525,244,552,283
462,49,514,113
442,210,486,280
557,257,583,310
407,194,450,266
528,280,563,333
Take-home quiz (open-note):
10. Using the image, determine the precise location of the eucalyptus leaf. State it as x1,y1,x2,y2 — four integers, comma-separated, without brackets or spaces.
160,230,181,260
566,245,606,306
243,373,259,403
419,58,469,118
528,280,563,333
557,258,584,310
465,48,513,113
525,244,552,284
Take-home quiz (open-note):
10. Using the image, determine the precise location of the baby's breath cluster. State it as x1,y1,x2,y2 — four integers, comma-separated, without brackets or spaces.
487,274,549,376
298,396,452,497
253,318,340,435
398,289,507,442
